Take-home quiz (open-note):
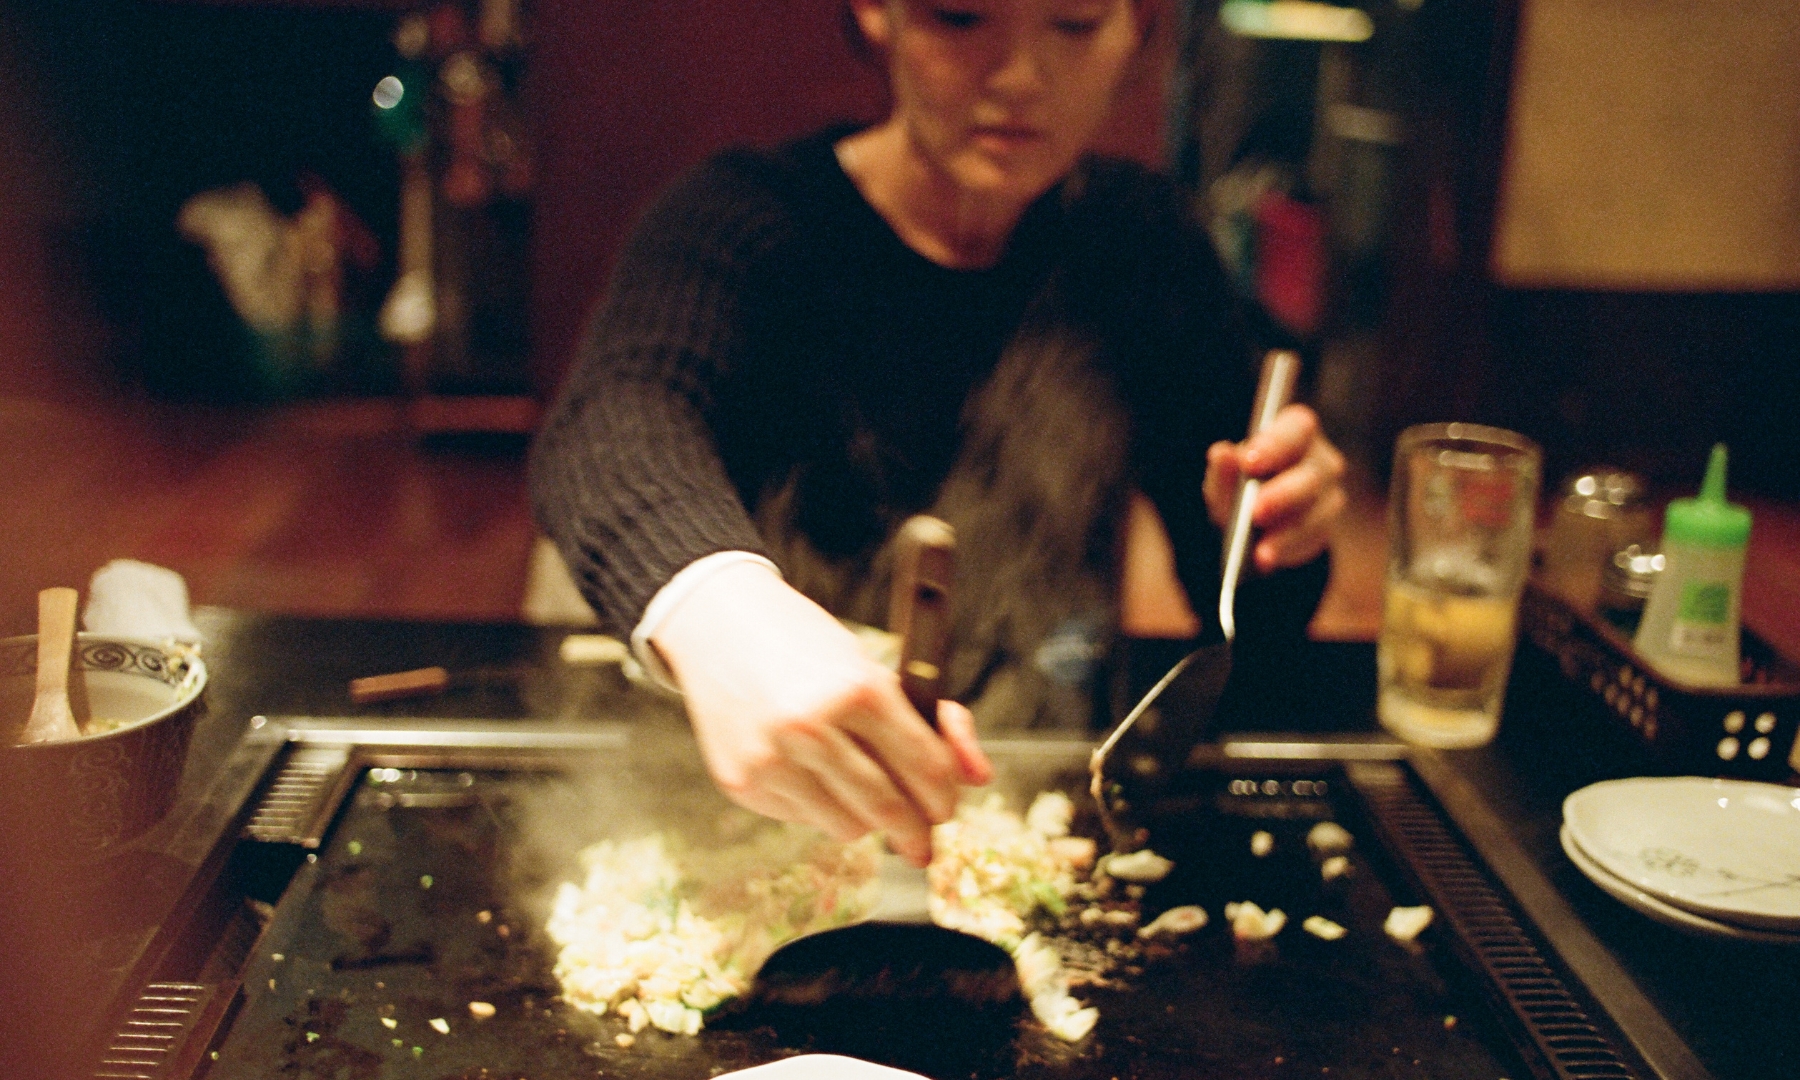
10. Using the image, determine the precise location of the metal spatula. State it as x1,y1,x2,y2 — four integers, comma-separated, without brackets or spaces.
1090,349,1299,849
746,515,1019,1008
1217,349,1301,643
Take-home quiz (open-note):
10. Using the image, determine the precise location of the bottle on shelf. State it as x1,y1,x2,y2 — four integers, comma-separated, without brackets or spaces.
1633,444,1752,686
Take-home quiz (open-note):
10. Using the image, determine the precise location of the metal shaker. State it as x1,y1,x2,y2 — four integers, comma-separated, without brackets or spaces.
1536,467,1654,611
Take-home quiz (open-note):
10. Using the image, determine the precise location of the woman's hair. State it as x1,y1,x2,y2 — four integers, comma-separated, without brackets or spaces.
838,1,1158,65
840,2,879,66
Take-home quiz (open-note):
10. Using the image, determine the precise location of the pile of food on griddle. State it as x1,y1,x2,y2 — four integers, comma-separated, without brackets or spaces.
544,790,1238,1046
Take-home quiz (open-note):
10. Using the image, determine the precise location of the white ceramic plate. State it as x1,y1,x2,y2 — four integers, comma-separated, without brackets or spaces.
1563,777,1800,932
716,1056,928,1080
1560,825,1800,945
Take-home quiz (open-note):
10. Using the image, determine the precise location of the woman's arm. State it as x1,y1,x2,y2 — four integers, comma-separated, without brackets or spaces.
529,153,987,860
530,157,784,637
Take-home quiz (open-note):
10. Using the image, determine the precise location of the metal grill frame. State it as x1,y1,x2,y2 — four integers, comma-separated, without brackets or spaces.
89,725,1718,1080
1352,760,1645,1079
1372,749,1716,1080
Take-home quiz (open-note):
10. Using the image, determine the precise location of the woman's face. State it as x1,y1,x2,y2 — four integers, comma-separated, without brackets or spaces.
855,0,1144,205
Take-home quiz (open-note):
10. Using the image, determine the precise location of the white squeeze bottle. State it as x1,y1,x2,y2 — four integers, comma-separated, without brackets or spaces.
1633,444,1752,686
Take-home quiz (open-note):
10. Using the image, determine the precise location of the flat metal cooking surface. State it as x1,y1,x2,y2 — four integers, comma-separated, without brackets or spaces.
210,766,786,1080
198,743,1559,1080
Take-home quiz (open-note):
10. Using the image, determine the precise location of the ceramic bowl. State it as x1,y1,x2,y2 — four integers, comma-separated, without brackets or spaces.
0,634,207,855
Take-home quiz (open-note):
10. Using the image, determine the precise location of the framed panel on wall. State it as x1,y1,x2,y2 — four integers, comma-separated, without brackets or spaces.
1493,0,1800,290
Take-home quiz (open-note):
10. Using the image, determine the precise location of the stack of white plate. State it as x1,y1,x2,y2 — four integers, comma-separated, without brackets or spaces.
1561,776,1800,944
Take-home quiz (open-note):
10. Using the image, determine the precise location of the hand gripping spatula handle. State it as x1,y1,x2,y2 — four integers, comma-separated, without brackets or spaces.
1218,348,1300,642
746,516,1020,1013
866,515,956,923
891,515,956,726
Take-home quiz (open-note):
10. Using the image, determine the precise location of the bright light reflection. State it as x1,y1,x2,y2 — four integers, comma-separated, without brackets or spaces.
1220,0,1375,42
373,75,405,110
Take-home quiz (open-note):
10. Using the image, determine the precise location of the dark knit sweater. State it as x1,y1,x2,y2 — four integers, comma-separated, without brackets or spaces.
531,126,1325,655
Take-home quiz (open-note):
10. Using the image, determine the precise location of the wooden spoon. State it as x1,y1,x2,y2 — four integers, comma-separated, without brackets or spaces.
22,587,83,744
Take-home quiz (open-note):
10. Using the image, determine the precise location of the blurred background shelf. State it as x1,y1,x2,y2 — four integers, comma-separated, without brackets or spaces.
0,397,536,633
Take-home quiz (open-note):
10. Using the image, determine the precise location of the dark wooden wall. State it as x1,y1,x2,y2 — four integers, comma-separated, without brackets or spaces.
523,0,883,395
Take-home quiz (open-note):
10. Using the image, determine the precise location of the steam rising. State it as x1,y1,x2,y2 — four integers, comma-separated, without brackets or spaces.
502,712,774,926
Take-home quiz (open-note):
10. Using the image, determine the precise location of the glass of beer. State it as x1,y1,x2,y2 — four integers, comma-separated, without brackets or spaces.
1379,423,1542,747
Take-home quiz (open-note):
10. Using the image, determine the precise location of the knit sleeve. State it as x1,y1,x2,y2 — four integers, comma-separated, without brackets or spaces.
529,154,791,636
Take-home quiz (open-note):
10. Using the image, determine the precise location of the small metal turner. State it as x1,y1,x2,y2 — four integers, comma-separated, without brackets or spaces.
1090,349,1300,850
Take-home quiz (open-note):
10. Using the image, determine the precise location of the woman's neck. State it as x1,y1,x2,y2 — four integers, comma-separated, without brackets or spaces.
835,121,1031,271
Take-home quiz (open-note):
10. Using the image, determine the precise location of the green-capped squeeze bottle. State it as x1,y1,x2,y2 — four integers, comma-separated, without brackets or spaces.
1633,445,1752,686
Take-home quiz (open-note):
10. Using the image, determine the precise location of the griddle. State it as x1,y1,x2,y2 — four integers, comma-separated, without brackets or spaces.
77,719,1701,1080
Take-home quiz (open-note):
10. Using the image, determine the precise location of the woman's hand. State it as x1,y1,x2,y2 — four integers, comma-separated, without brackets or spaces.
650,561,992,867
1202,403,1347,573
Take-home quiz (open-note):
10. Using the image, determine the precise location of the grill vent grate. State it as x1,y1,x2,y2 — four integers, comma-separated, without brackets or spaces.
243,745,351,845
1350,762,1646,1080
92,983,211,1080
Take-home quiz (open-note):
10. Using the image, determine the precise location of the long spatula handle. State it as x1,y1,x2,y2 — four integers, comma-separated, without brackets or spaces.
889,515,955,725
1219,349,1300,642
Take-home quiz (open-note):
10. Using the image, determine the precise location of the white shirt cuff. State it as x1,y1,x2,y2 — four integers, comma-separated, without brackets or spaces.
629,550,782,692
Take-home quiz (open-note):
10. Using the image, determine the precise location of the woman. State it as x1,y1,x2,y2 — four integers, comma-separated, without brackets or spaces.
532,0,1346,869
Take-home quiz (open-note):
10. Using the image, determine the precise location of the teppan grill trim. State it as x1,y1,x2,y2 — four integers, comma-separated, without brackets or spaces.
85,722,1704,1080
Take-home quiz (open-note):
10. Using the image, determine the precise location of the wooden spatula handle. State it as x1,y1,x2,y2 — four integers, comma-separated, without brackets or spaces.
35,587,78,698
888,516,955,725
